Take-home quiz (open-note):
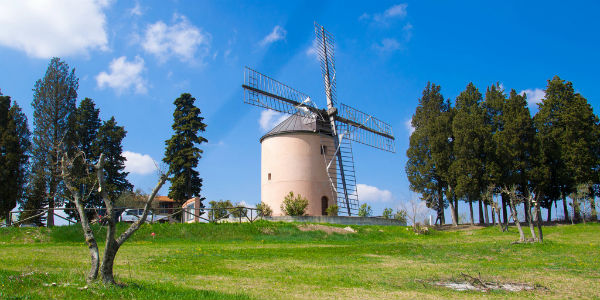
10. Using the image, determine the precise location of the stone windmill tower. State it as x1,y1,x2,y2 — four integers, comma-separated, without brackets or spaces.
243,23,395,216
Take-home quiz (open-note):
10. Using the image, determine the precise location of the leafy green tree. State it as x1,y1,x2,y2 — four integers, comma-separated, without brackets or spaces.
281,191,308,216
0,95,30,222
31,58,78,226
95,117,132,201
325,204,338,216
256,202,273,217
382,207,393,219
209,200,233,220
163,93,208,212
406,83,453,225
450,83,487,225
358,203,372,217
394,209,408,224
21,162,46,225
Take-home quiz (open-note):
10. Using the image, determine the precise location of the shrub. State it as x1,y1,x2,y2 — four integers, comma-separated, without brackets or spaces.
209,200,233,220
325,204,339,216
394,209,407,224
280,191,308,216
358,203,372,217
382,208,393,219
256,202,273,217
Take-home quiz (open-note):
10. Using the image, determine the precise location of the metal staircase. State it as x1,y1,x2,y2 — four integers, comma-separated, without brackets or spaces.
319,129,359,216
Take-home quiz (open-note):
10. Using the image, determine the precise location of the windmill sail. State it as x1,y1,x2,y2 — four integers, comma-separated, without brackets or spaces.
243,67,318,118
336,103,396,153
314,22,337,106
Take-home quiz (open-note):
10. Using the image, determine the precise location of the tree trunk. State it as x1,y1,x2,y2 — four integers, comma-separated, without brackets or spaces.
448,200,458,226
508,198,525,242
491,206,496,225
438,187,445,225
478,198,484,225
526,199,537,241
572,197,581,223
495,207,504,231
484,202,489,225
535,202,543,243
523,197,531,223
61,154,99,282
562,194,570,222
547,204,552,222
591,197,598,221
454,197,459,223
469,199,474,225
502,193,508,225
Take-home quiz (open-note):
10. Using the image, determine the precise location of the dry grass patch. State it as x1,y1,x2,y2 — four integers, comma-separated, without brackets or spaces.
296,224,356,234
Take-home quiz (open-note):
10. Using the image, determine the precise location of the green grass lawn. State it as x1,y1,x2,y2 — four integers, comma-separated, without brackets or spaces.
0,221,599,299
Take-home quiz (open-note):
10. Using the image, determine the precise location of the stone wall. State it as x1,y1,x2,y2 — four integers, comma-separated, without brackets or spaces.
265,215,406,226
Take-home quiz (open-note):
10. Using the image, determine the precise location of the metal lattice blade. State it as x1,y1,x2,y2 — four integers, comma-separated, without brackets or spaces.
243,67,318,118
314,22,337,106
335,103,396,153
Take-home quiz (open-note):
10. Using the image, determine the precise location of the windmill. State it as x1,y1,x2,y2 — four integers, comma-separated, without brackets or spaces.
242,22,395,216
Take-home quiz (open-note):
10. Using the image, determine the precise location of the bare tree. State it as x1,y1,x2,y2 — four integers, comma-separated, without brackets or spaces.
485,185,505,232
61,152,167,284
401,196,431,232
501,185,543,243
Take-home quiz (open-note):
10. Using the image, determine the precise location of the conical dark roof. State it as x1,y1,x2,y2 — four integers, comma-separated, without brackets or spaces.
260,114,331,142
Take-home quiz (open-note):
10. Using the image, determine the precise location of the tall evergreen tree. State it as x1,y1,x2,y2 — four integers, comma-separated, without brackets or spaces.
533,76,598,222
406,83,453,225
450,83,487,225
31,58,78,226
0,95,31,222
64,98,102,219
483,83,508,223
163,93,208,210
494,90,536,221
95,117,132,201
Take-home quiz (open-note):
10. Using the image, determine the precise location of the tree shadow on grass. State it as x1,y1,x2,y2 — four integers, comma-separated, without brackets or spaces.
0,269,253,300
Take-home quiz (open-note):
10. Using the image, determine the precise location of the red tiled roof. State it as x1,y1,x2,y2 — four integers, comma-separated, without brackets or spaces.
155,196,175,202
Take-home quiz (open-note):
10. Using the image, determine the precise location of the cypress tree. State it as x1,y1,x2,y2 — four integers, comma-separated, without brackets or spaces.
0,95,31,223
163,93,208,210
450,83,487,225
406,83,452,225
95,117,132,201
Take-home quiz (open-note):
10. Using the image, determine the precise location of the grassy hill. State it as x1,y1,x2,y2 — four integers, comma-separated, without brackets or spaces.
0,221,599,299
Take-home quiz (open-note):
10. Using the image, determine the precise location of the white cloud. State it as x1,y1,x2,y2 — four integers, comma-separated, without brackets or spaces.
520,88,545,107
403,23,413,42
259,25,287,47
373,38,402,52
357,184,393,203
305,38,320,61
405,118,415,135
123,151,156,175
130,1,142,16
0,0,109,58
96,56,148,94
361,3,408,23
142,14,211,63
259,110,288,131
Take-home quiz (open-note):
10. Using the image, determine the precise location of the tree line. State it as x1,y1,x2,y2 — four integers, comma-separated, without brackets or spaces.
0,58,208,227
406,76,599,226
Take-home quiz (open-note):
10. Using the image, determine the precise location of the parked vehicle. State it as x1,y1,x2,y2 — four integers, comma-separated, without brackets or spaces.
120,209,168,223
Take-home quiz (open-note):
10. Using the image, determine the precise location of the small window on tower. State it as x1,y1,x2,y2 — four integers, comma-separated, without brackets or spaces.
321,145,327,155
268,173,271,180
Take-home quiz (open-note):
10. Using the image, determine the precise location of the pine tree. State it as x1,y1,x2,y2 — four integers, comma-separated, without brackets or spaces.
163,93,208,209
95,117,132,201
0,95,30,222
450,83,487,225
31,58,78,226
406,83,453,225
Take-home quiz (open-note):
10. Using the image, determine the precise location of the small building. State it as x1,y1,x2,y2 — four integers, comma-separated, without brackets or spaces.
153,196,177,214
182,197,207,223
260,114,337,216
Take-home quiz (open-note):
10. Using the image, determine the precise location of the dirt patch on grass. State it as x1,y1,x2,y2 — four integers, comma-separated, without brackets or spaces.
426,273,547,293
297,224,356,235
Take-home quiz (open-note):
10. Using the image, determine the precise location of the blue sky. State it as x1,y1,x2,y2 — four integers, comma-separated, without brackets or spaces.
1,0,599,222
